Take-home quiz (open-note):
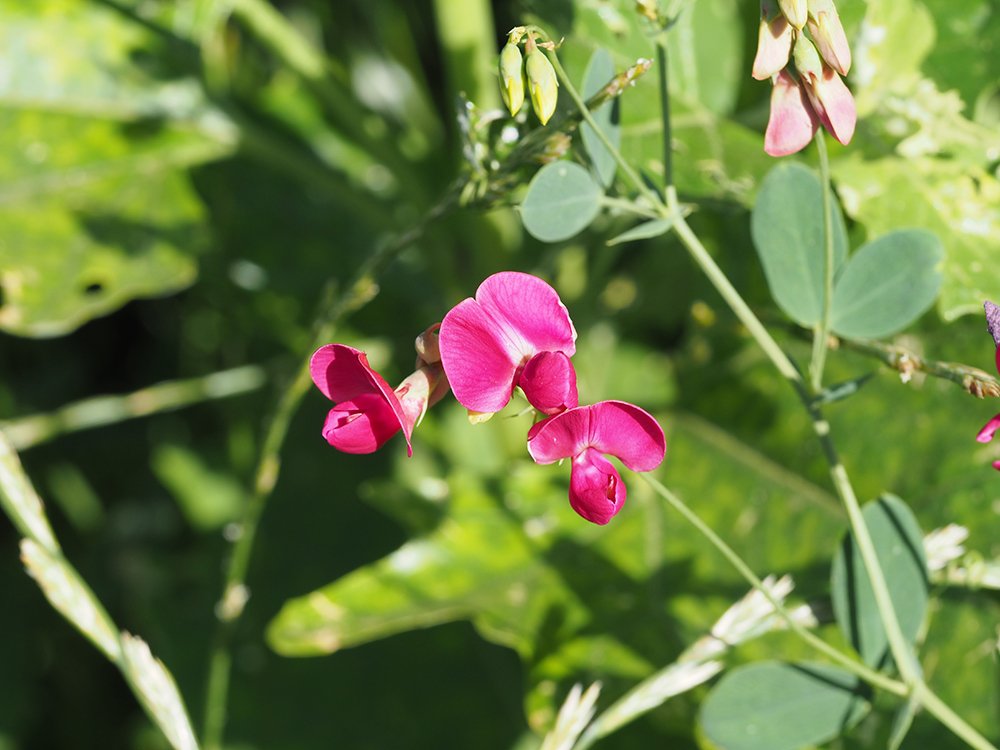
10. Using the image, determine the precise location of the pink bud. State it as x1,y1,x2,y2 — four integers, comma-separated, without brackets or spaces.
807,0,851,76
752,1,793,80
764,70,819,156
800,64,856,146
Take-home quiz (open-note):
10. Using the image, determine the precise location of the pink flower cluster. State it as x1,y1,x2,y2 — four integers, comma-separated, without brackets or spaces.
310,272,666,524
753,0,855,156
975,300,1000,471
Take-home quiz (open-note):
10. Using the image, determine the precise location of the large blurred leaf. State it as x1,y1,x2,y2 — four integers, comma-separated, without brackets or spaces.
830,494,929,668
834,156,1000,321
0,1,232,337
699,661,869,750
751,163,849,327
830,229,943,339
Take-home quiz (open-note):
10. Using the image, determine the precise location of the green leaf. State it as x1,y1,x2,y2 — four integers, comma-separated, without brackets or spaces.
580,48,620,188
0,3,231,337
699,661,869,750
830,494,929,668
751,163,849,326
606,218,675,246
520,161,603,243
152,444,245,531
830,229,943,338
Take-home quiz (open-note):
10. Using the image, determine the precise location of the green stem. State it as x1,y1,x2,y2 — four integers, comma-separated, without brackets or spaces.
1,366,266,452
640,475,906,696
808,131,835,392
655,38,674,194
199,189,457,750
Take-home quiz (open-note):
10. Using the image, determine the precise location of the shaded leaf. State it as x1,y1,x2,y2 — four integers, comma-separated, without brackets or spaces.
830,229,943,339
606,218,675,246
699,661,869,750
751,163,849,326
520,161,603,243
830,494,929,668
580,48,620,188
152,444,245,531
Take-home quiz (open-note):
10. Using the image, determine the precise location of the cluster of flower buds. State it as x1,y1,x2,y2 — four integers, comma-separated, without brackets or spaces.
499,27,559,125
752,0,855,156
310,272,666,524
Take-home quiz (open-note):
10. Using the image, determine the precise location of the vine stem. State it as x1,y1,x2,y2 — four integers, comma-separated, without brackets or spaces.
809,131,835,392
640,475,906,695
546,39,998,750
199,192,457,750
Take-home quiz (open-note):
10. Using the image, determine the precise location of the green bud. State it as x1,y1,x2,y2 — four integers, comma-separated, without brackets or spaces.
525,45,559,125
792,34,823,79
498,42,525,116
778,0,807,28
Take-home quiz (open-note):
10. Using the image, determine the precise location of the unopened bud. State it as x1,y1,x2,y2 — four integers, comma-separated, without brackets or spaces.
807,0,851,75
778,0,808,28
635,0,659,22
792,34,823,80
499,41,525,116
525,40,559,125
752,0,793,80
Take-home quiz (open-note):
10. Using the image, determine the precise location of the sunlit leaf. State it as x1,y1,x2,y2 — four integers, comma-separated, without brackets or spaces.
830,229,943,339
830,494,929,668
520,161,603,243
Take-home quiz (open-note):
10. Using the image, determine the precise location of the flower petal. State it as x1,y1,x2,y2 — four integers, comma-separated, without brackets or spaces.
527,406,590,464
309,343,412,455
475,272,576,360
977,413,1000,444
569,448,627,525
764,70,819,157
984,300,1000,349
587,401,666,472
439,297,520,413
519,351,579,415
804,66,856,146
752,9,793,80
321,393,402,454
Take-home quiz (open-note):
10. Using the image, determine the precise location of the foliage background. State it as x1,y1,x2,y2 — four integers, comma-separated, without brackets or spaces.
0,0,997,748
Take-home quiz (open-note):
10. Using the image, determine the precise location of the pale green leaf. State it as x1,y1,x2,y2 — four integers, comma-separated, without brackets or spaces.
751,163,849,326
699,661,869,750
831,494,929,668
831,229,943,338
606,218,675,247
121,634,200,750
520,161,603,243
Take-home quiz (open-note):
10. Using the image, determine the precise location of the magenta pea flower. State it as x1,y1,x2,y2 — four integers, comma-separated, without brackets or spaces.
309,343,448,456
527,400,666,525
439,271,578,417
975,300,1000,470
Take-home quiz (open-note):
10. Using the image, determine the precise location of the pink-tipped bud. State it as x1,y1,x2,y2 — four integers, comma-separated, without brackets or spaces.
801,64,856,145
752,1,793,80
807,0,851,75
764,70,819,156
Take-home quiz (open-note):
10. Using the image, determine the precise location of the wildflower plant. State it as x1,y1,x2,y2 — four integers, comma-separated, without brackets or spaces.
0,1,998,750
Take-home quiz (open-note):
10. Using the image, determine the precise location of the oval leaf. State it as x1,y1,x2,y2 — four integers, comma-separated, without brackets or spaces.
751,163,849,326
830,229,943,339
521,161,603,243
581,48,620,188
831,494,929,668
700,661,869,750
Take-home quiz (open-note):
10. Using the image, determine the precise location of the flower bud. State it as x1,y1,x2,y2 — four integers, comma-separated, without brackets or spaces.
807,0,851,75
498,41,525,117
778,0,808,28
525,41,559,125
752,0,793,80
792,34,824,80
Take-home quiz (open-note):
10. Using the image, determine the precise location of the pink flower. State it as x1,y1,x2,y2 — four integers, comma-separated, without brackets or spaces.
764,70,819,156
309,344,448,456
975,300,1000,471
752,0,793,81
799,64,856,146
439,272,578,416
527,400,666,525
807,0,851,76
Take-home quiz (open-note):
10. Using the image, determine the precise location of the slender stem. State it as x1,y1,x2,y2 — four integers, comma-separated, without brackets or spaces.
600,195,660,219
199,192,457,750
809,132,835,392
640,475,906,695
1,366,266,451
655,38,674,194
